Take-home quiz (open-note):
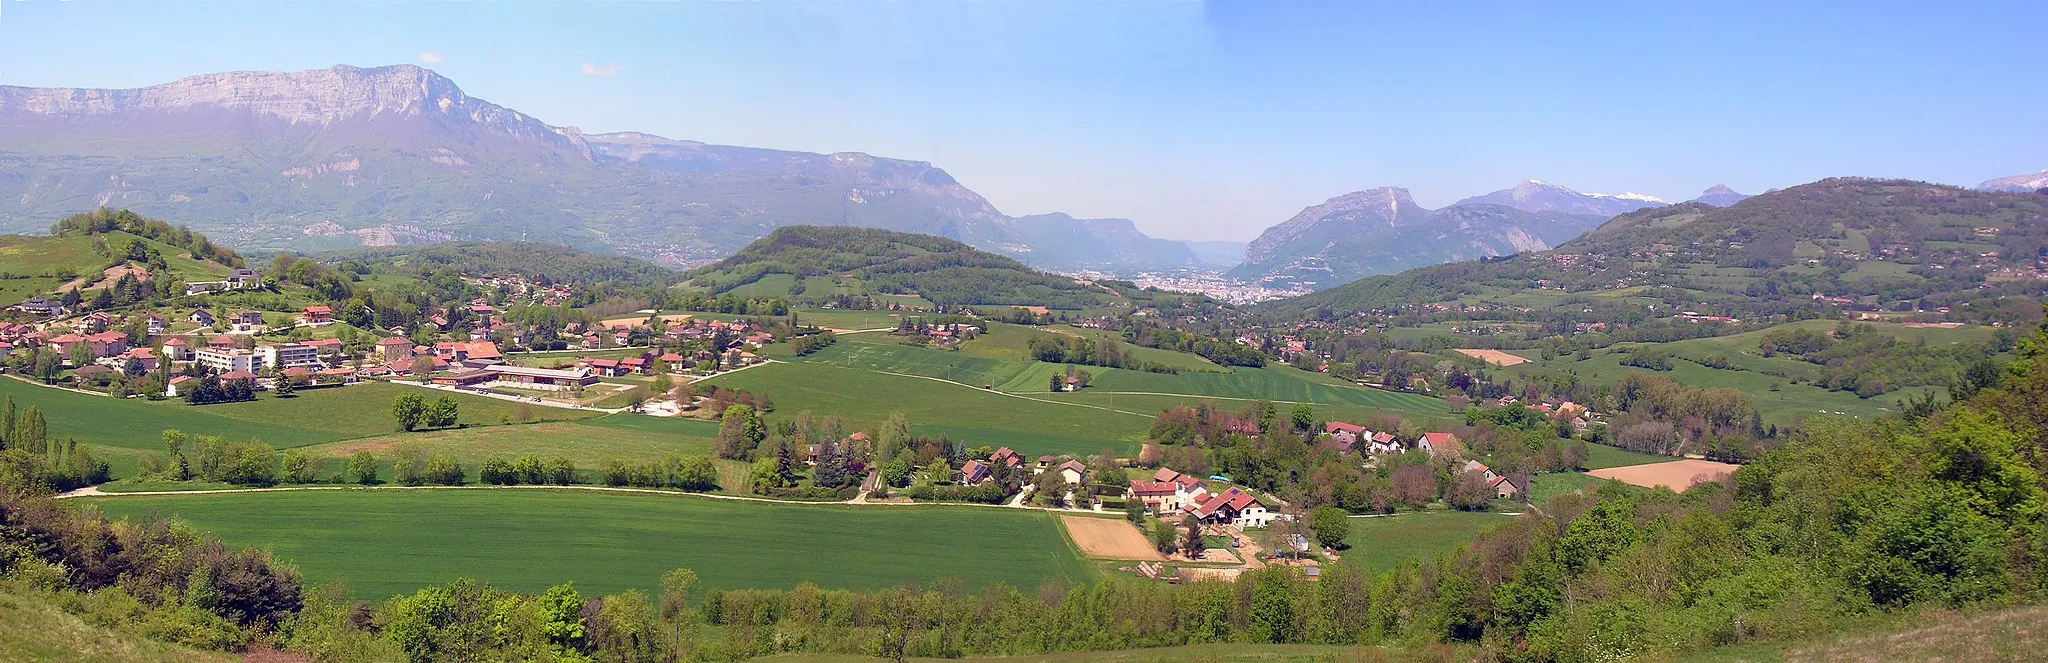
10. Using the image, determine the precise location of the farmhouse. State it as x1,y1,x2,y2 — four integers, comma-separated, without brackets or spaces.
961,460,992,485
1419,432,1463,459
990,447,1023,469
1324,421,1366,449
1057,460,1087,485
1189,487,1276,528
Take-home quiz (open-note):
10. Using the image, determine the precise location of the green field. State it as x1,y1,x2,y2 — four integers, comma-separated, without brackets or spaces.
1338,510,1516,575
298,415,720,468
1581,443,1673,470
85,489,1096,599
0,378,608,476
701,361,1149,456
175,382,600,436
1526,472,1610,505
1503,348,1924,426
761,644,1381,663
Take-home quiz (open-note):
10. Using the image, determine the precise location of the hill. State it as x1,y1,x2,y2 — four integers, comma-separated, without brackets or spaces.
0,65,1184,272
1979,167,2048,193
1228,186,1608,290
315,240,680,289
684,226,1131,310
0,208,242,306
1261,178,2048,320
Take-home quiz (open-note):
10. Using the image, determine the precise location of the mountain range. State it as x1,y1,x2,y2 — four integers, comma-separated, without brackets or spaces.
1980,168,2048,193
0,64,1198,272
1226,182,1631,290
1260,178,2048,319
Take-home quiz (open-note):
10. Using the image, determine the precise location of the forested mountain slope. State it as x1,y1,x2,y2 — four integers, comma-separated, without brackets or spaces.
1261,178,2048,320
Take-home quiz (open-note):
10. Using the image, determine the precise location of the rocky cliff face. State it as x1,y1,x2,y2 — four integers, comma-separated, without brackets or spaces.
1242,187,1424,265
0,65,1173,271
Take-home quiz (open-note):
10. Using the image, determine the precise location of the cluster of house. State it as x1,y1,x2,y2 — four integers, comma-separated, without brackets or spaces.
461,275,576,307
181,268,262,296
1321,423,1521,498
958,447,1087,487
1495,396,1598,431
1125,468,1282,528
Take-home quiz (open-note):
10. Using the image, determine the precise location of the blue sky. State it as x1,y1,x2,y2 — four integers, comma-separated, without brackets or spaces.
2,1,2044,241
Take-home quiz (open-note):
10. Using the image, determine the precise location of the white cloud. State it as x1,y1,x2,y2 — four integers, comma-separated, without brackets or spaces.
580,63,624,78
417,52,444,64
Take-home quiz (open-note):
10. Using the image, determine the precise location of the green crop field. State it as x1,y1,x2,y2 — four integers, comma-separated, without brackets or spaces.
1502,349,1926,426
1526,472,1610,506
0,377,345,466
85,490,1097,599
298,415,719,466
1581,443,1674,470
1080,366,1448,414
1338,510,1517,575
1048,391,1459,429
700,361,1150,456
172,382,599,437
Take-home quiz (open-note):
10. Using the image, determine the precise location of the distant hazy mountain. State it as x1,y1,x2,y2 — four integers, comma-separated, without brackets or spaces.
1179,240,1248,268
1227,185,1605,290
0,64,1177,270
1008,213,1198,271
1979,168,2048,193
1692,184,1751,207
1453,180,1666,217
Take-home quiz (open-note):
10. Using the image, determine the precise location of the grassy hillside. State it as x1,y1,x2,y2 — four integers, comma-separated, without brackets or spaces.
0,378,598,475
684,226,1126,310
86,489,1097,599
315,240,680,288
0,230,230,304
0,581,238,663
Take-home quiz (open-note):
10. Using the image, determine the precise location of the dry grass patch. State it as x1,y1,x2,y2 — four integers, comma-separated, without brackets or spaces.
1781,605,2047,663
1060,515,1164,561
1454,348,1529,366
1586,459,1738,492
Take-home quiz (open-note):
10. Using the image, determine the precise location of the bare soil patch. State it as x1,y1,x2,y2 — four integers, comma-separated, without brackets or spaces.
62,263,153,292
1455,349,1529,366
600,313,692,329
1586,459,1739,492
1061,515,1164,561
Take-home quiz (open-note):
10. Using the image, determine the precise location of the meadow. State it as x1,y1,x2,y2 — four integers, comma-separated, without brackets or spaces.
85,489,1097,599
1501,348,1925,426
1337,510,1518,575
700,361,1150,456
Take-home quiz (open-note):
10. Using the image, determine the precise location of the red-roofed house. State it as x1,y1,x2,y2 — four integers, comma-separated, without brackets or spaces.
48,333,85,357
1420,432,1464,459
160,337,192,362
1324,421,1366,449
301,305,333,324
84,331,128,357
961,460,992,485
991,447,1022,469
1057,460,1088,485
1489,475,1522,498
1127,481,1178,513
579,357,626,377
1189,487,1276,527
